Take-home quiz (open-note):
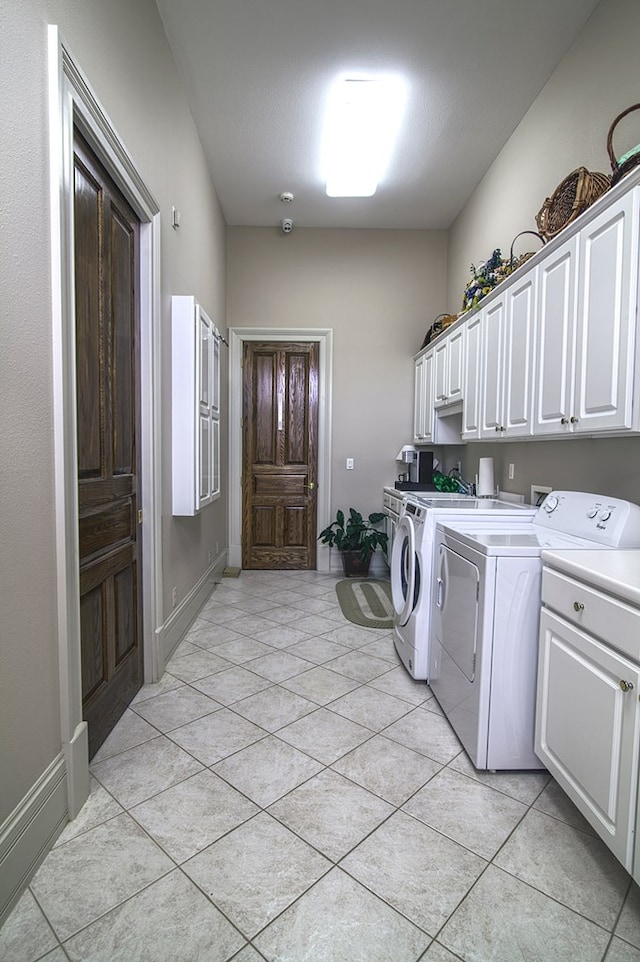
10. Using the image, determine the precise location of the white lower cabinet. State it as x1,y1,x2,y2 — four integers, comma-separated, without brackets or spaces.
535,570,640,873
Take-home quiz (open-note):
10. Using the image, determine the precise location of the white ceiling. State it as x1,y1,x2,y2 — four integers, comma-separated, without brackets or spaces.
154,0,601,230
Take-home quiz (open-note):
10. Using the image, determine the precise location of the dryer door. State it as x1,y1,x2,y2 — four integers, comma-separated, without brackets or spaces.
390,513,418,626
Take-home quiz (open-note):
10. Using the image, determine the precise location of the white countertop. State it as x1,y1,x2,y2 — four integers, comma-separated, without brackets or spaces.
541,549,640,608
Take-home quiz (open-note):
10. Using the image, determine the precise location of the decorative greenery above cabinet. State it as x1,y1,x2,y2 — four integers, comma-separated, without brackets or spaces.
414,168,640,444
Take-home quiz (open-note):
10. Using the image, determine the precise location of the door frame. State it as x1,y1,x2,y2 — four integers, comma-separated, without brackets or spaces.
229,328,333,571
48,27,163,815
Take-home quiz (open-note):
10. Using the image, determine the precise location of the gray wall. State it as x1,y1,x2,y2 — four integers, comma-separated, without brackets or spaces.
227,227,448,519
1,0,227,823
444,0,640,504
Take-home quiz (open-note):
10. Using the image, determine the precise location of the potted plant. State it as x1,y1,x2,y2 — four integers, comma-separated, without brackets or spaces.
318,508,388,577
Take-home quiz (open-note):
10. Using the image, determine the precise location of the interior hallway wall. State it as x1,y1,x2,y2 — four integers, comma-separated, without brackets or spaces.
0,0,226,831
227,227,447,521
444,0,640,504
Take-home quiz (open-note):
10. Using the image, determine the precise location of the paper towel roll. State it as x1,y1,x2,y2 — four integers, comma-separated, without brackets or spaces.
477,457,495,498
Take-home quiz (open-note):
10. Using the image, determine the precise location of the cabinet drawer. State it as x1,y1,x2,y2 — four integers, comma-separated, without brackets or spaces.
542,567,640,661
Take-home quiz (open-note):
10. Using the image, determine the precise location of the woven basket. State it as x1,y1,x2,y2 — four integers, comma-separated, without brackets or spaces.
506,230,545,272
607,103,640,186
420,313,459,350
536,167,611,241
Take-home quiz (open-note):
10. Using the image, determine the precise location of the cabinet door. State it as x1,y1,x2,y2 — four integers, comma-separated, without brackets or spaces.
574,189,640,433
413,354,426,441
533,237,577,436
413,351,434,441
535,608,640,870
503,269,536,436
433,338,448,407
479,296,505,438
434,327,464,408
447,325,465,404
462,313,481,439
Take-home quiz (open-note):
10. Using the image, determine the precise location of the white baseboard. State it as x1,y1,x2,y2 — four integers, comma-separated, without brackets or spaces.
159,550,227,665
0,754,67,927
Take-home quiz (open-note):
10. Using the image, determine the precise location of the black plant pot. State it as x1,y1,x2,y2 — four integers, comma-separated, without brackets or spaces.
341,550,372,578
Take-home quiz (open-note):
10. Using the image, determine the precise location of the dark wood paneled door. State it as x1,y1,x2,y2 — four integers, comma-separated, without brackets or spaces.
74,130,143,759
242,341,319,569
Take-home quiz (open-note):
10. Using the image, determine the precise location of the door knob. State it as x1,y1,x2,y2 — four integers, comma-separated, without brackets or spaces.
620,680,634,692
305,482,316,490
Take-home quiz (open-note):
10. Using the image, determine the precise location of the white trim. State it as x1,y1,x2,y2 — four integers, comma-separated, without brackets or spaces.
48,27,163,821
0,755,67,927
228,328,333,571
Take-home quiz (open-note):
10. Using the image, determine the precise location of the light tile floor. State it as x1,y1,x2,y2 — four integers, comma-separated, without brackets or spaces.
3,569,640,962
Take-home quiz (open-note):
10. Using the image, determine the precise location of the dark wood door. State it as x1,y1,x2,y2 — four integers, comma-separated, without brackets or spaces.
74,130,143,759
242,341,319,569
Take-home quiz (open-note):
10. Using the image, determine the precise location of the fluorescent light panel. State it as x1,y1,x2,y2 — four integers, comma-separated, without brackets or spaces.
323,77,406,197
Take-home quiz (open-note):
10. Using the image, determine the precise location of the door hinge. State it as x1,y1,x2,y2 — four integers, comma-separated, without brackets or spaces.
137,509,143,525
240,416,244,429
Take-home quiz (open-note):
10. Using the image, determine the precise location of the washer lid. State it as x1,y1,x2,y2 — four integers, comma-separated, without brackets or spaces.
439,522,600,557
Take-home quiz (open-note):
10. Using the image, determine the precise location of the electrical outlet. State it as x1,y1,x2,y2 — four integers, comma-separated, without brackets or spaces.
508,463,515,480
172,586,177,607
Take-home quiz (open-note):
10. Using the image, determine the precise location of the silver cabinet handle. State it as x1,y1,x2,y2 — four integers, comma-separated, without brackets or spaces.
570,416,579,424
436,577,443,609
561,417,568,425
620,680,634,692
573,601,584,612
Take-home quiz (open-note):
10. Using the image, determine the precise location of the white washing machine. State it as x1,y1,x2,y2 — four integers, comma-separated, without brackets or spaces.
430,491,640,771
390,495,537,680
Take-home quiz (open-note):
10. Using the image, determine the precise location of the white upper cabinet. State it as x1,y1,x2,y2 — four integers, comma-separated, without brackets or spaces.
462,312,482,440
480,269,536,439
413,348,434,443
533,235,578,435
534,186,640,436
503,268,537,436
172,295,221,516
479,294,506,438
574,188,639,433
411,170,640,446
434,324,464,409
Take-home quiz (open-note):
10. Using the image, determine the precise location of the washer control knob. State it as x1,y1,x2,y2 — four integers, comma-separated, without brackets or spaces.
543,495,559,513
599,509,612,521
587,508,598,519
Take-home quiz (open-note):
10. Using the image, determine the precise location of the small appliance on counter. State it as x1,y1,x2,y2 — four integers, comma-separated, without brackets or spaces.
395,448,434,490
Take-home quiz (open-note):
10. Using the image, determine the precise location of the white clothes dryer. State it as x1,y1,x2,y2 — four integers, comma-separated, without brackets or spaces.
390,495,537,680
430,491,640,770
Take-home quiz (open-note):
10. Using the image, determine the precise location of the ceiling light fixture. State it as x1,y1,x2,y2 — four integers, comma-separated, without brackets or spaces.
323,77,406,198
